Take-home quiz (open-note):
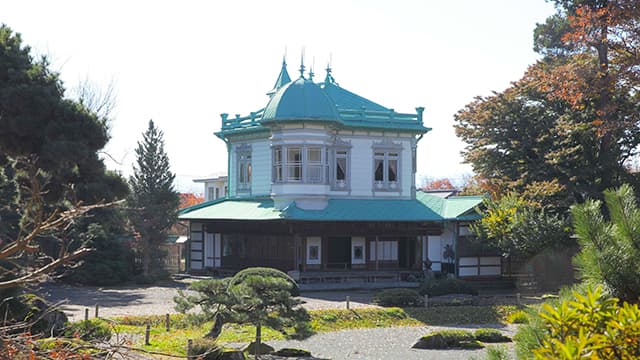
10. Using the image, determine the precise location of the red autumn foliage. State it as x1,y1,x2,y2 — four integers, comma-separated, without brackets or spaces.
179,193,204,209
422,178,456,191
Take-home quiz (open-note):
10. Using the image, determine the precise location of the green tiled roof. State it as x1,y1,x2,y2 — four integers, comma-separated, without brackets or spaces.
179,198,281,220
216,64,430,139
321,82,389,112
179,192,483,222
262,78,340,121
283,198,441,221
416,191,484,220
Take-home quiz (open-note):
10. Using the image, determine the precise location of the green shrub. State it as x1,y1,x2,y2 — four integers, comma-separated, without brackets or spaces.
188,338,223,360
506,310,529,324
373,288,422,307
384,307,407,319
34,338,97,356
473,328,511,343
418,278,478,297
62,319,112,341
514,315,545,359
320,313,338,322
273,348,312,357
485,345,511,360
116,313,197,328
531,286,640,359
230,267,299,296
412,329,476,349
460,340,484,349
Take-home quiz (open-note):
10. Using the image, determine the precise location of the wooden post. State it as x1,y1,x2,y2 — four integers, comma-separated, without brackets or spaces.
84,308,89,321
424,295,429,308
165,313,170,331
187,339,193,359
346,296,350,310
516,293,521,307
145,323,150,345
95,304,99,318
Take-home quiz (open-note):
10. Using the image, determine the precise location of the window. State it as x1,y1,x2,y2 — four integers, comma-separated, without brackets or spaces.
215,188,220,199
306,147,323,183
207,187,215,201
309,246,319,260
273,147,283,182
237,146,252,191
353,246,363,260
373,150,400,190
369,241,398,261
273,145,328,184
332,149,349,190
287,147,302,181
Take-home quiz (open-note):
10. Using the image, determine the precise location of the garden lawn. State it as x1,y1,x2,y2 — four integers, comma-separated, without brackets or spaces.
110,305,519,357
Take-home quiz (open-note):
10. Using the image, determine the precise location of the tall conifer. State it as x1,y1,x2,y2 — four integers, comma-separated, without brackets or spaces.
128,120,179,280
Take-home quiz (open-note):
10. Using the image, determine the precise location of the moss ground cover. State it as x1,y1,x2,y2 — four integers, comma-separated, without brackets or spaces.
108,305,519,356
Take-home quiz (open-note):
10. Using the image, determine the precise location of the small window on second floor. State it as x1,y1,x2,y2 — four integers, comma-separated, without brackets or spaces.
286,147,302,181
237,148,252,192
332,149,349,190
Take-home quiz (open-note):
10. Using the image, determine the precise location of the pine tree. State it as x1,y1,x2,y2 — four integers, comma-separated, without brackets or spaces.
128,120,179,280
571,184,640,303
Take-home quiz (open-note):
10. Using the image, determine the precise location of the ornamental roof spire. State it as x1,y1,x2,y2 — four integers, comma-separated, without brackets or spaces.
299,48,306,79
324,63,337,85
267,56,292,97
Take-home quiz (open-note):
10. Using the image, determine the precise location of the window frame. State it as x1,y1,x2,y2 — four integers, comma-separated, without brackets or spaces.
236,144,252,192
372,141,402,192
272,145,328,184
331,145,351,191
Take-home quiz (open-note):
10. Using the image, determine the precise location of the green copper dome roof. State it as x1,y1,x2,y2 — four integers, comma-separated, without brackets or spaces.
262,77,340,121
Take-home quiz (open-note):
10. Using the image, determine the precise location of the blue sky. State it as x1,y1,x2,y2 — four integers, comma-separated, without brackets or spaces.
4,0,556,193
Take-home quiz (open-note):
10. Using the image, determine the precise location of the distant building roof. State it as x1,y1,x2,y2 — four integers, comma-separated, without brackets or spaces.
193,175,228,183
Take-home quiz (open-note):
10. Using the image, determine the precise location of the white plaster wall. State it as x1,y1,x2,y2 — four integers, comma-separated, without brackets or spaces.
347,137,373,197
251,140,271,196
400,138,412,195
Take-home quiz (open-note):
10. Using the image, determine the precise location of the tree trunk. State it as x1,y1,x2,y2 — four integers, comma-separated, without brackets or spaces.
255,323,261,359
142,237,150,278
205,314,225,338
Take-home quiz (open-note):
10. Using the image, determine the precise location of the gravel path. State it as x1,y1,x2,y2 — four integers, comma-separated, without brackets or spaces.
39,281,378,320
40,281,519,359
237,325,518,360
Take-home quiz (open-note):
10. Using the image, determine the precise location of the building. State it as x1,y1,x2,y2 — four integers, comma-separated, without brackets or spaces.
194,175,228,201
179,59,500,279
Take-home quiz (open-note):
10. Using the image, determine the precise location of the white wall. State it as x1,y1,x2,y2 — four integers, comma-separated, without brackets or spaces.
251,140,271,196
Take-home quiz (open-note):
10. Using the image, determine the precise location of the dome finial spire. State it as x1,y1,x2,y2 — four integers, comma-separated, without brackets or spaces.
309,56,315,81
324,53,337,85
299,48,306,79
267,53,292,97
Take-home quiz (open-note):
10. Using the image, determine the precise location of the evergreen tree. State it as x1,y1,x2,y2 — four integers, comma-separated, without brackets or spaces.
128,120,179,281
571,184,640,302
0,25,129,290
